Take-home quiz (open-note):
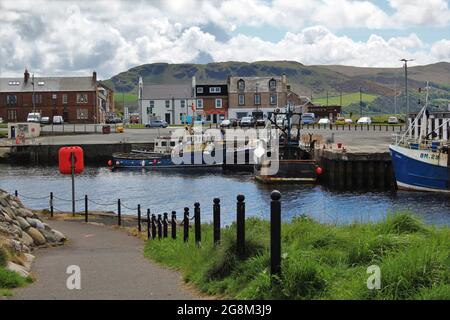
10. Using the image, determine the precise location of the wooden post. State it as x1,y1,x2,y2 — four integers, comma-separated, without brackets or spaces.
194,202,201,246
236,194,245,257
137,204,141,232
163,212,168,238
15,190,18,197
50,192,54,218
84,195,88,223
213,198,221,244
146,209,150,239
183,207,189,242
270,190,281,276
171,211,176,239
157,214,162,240
151,214,156,240
117,199,121,226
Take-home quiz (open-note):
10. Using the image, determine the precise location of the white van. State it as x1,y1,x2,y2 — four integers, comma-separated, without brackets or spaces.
27,112,41,123
53,116,64,125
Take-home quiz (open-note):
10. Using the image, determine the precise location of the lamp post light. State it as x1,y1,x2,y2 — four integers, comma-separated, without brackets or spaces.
400,58,414,121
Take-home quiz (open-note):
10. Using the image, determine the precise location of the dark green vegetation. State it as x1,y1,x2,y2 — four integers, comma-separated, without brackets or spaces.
144,214,449,299
0,248,30,296
102,61,450,115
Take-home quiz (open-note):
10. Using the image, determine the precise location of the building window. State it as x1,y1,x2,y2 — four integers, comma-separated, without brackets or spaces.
32,94,42,104
215,98,222,108
147,106,152,115
270,94,277,105
196,87,203,94
165,100,170,108
238,79,245,91
210,87,221,93
7,110,17,120
238,94,245,106
180,113,184,121
76,108,89,120
76,93,88,104
254,94,261,105
62,94,68,104
269,79,277,91
150,100,155,108
181,100,185,108
6,95,17,105
196,99,203,109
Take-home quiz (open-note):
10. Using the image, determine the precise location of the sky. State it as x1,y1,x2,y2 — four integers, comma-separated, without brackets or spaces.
0,0,449,79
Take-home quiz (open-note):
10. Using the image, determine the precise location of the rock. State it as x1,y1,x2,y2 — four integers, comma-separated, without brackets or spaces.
43,223,52,231
17,208,33,218
3,207,16,219
16,216,30,230
6,261,29,278
26,218,44,230
0,198,8,207
20,232,34,247
26,227,46,246
40,229,57,243
22,253,35,270
52,229,67,242
0,222,22,238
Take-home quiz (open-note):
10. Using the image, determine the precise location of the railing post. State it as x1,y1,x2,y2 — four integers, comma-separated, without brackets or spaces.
194,202,201,246
84,195,88,223
151,214,156,240
15,190,18,197
213,198,221,244
236,194,245,257
137,204,141,232
117,199,121,226
50,192,54,218
183,207,189,242
171,211,177,239
157,214,162,240
163,212,168,238
270,190,282,276
146,209,151,239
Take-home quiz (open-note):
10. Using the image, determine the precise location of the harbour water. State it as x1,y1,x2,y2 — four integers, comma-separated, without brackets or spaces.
0,164,449,226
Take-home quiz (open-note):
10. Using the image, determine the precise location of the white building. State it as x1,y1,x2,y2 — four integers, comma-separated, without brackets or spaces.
138,77,194,125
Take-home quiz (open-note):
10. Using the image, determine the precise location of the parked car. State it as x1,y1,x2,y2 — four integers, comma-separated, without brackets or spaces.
318,118,331,125
345,118,353,124
301,113,315,125
240,116,256,127
106,117,123,124
220,119,231,128
255,118,266,127
145,119,168,128
53,115,64,124
230,118,239,128
388,116,399,124
357,116,372,125
0,117,4,123
27,112,41,123
40,117,50,124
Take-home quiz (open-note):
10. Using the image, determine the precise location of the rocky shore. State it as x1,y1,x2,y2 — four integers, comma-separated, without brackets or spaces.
0,189,66,278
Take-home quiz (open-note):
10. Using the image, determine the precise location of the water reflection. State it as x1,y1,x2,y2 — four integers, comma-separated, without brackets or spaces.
0,165,448,226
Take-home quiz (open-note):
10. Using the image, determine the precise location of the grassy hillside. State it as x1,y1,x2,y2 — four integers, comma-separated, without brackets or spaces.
312,92,378,107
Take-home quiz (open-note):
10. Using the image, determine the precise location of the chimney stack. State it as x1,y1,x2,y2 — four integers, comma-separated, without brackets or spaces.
282,73,287,85
92,71,97,83
24,69,30,83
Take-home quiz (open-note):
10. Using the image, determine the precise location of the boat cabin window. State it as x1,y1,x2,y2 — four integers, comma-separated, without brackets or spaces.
170,141,176,147
161,141,167,147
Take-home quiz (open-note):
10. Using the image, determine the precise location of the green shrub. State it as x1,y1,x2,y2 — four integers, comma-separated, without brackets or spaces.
0,247,7,267
0,267,27,288
381,213,427,234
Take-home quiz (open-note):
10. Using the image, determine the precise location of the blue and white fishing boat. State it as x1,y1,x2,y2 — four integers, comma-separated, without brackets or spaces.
389,83,450,192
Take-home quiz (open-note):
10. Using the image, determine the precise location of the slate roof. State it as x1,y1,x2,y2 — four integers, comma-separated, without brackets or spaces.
0,76,97,93
141,84,192,100
228,76,284,93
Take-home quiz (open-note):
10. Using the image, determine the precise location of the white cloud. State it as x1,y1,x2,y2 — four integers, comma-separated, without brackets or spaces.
389,0,450,27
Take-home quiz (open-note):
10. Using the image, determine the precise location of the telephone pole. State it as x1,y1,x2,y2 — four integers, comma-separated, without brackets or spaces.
400,58,414,119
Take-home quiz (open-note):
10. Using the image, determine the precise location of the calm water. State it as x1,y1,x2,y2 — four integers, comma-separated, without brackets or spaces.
0,164,449,226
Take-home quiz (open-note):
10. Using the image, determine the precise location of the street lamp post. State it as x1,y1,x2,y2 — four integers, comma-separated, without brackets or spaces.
400,58,414,121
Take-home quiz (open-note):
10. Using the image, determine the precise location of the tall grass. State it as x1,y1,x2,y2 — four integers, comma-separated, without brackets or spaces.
144,213,449,300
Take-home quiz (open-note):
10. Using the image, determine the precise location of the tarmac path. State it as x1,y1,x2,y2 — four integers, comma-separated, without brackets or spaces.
12,219,197,300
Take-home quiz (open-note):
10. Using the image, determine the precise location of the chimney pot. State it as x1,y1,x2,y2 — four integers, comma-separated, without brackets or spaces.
24,69,30,83
92,71,97,83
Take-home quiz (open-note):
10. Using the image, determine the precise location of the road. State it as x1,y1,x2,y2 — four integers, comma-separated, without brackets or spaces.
12,219,197,300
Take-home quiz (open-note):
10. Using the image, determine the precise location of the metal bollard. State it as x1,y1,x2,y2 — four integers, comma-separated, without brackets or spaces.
270,190,282,275
137,204,141,232
163,212,168,238
50,192,54,218
146,209,151,239
213,198,221,244
117,199,122,226
157,214,162,240
183,207,189,242
151,214,156,240
236,194,245,257
194,202,201,246
15,190,18,197
84,195,88,223
171,211,177,239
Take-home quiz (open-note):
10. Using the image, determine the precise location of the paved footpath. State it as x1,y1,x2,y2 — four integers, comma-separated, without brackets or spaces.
12,220,197,300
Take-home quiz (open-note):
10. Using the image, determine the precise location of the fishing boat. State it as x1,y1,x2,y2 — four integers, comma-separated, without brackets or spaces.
389,83,450,192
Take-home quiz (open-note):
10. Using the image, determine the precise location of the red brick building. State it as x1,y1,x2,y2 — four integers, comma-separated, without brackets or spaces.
194,84,228,123
0,69,114,124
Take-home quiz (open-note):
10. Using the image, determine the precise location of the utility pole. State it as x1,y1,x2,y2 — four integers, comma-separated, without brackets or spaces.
326,91,329,106
340,90,342,107
394,79,397,115
400,58,414,120
32,74,35,113
359,87,362,117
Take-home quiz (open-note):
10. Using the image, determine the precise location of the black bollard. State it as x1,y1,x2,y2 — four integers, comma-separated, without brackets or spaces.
213,198,221,244
50,192,54,218
146,209,151,239
194,202,201,246
236,194,245,257
163,212,168,238
151,214,156,240
270,190,282,276
117,199,122,226
171,211,177,239
137,204,141,232
157,214,162,240
183,207,189,242
15,190,18,197
84,195,88,223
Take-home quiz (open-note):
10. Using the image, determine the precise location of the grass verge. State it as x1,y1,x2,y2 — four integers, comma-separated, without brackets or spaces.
0,247,33,297
144,213,449,300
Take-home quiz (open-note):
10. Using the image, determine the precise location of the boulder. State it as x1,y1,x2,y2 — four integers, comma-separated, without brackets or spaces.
26,227,46,246
17,208,33,218
6,261,29,278
16,216,30,230
26,218,44,230
40,229,57,243
22,253,35,270
20,232,34,247
52,229,67,242
3,207,16,219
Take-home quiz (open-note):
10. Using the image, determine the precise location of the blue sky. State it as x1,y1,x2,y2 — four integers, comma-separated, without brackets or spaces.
0,0,449,78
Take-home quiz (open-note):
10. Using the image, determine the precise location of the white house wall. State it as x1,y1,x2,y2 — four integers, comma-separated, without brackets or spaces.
140,99,194,125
